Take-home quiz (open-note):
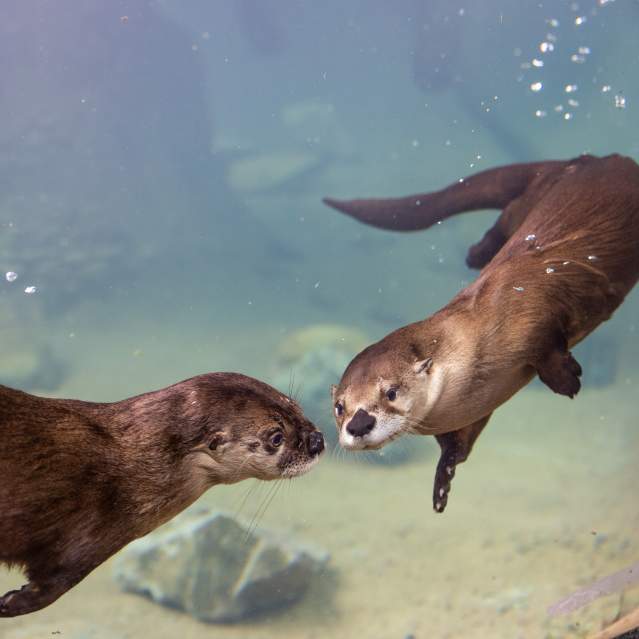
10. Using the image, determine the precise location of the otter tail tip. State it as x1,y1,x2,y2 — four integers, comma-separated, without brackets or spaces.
322,197,346,211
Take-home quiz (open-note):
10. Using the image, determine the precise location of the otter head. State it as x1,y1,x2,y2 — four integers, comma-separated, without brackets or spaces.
331,330,443,450
187,374,324,485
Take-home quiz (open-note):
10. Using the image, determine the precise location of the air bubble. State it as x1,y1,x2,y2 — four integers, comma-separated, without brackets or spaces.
614,95,626,109
535,110,547,118
565,84,578,93
24,286,37,295
602,85,611,93
546,267,555,274
564,113,573,120
587,255,598,261
540,42,555,53
575,16,587,25
525,234,536,241
530,82,543,92
5,271,17,283
532,59,544,68
513,286,525,292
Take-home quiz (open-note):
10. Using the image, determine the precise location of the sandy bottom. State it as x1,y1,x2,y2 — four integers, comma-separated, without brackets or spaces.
1,315,638,639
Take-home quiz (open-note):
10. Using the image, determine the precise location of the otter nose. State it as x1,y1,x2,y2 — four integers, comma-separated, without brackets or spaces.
308,431,324,456
346,409,376,438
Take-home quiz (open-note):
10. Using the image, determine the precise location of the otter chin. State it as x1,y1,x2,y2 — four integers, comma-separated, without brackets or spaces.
0,372,324,617
326,154,639,513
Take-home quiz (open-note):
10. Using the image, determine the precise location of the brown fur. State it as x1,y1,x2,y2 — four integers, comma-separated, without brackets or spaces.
0,373,323,616
325,154,639,512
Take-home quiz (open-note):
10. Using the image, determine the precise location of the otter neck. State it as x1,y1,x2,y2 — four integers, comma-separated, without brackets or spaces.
89,393,216,538
413,309,480,433
416,287,534,434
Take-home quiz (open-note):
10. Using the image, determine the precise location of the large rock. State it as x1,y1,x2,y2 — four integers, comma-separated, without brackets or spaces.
114,511,328,623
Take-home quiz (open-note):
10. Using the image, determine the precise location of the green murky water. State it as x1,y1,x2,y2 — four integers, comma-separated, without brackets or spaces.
1,2,638,637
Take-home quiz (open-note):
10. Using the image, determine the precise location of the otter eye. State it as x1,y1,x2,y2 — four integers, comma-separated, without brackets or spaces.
334,401,344,417
386,388,397,401
270,431,284,447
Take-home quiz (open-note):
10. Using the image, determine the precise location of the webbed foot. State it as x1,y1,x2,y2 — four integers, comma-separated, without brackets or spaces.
433,414,492,513
537,349,582,398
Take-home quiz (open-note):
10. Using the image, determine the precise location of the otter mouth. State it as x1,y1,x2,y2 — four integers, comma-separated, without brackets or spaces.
280,429,325,478
281,454,321,478
339,414,406,451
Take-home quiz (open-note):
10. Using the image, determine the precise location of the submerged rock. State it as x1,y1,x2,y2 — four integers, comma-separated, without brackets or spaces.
0,301,67,391
226,151,321,193
281,99,354,156
114,511,328,623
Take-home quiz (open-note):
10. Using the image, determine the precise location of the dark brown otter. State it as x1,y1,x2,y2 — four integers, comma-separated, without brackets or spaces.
0,373,324,616
324,153,639,512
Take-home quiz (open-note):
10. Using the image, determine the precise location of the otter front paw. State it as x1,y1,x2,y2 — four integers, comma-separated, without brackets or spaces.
0,581,60,617
0,586,28,617
537,350,582,398
433,454,456,513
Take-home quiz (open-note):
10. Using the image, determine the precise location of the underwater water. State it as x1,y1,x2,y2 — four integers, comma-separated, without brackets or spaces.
1,0,638,637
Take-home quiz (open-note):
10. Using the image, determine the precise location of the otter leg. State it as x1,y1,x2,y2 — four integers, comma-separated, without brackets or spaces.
535,334,583,398
433,414,492,513
466,224,507,269
0,568,89,617
466,197,531,269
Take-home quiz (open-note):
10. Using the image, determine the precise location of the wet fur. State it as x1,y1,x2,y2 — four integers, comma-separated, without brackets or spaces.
0,373,321,615
325,154,639,511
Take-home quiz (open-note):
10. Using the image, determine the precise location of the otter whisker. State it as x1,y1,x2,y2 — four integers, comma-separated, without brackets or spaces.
233,479,259,520
244,479,283,543
287,369,296,400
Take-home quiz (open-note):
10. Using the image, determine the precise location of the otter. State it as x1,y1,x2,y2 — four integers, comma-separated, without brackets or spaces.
324,154,639,512
0,373,324,616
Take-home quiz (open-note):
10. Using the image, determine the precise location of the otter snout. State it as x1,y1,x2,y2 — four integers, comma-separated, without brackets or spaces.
346,409,376,437
308,430,325,456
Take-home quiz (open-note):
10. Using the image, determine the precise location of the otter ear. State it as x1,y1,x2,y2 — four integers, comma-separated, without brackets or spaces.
330,384,337,401
414,358,433,375
208,431,227,451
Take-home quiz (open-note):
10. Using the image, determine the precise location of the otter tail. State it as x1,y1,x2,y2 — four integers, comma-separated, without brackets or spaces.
323,160,564,232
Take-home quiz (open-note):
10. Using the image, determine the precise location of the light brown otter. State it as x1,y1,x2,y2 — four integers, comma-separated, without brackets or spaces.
324,154,639,512
0,373,324,616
